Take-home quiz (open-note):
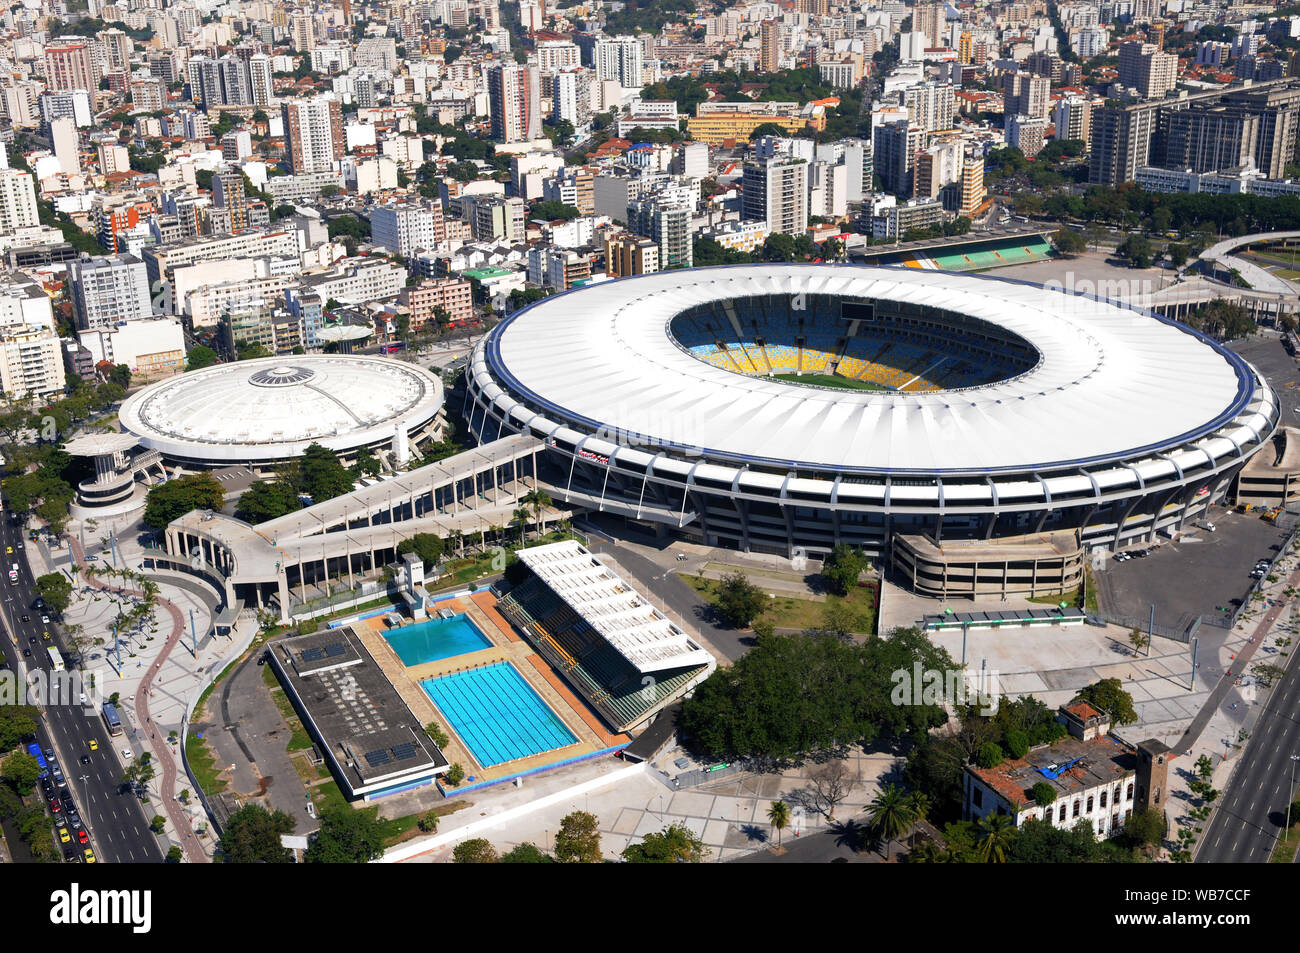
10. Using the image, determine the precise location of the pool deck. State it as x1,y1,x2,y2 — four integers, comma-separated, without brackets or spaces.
354,594,629,787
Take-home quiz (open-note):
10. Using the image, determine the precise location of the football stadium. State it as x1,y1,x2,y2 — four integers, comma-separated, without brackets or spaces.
466,265,1280,597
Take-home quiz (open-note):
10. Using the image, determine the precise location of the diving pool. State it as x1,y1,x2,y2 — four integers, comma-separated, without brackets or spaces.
382,614,492,666
421,662,577,767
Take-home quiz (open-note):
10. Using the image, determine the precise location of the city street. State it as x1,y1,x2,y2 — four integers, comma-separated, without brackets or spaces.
0,516,161,863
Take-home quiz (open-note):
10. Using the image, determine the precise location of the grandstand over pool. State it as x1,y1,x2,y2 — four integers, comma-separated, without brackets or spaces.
466,265,1279,588
498,542,717,731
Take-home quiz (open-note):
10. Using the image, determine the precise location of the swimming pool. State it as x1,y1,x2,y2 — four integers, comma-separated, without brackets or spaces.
382,614,492,666
421,662,577,767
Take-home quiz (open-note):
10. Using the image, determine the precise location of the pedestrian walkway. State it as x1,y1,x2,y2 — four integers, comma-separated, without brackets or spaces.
69,537,209,864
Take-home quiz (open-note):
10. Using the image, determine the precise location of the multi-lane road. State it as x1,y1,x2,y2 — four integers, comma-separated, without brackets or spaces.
1196,613,1300,863
0,515,161,863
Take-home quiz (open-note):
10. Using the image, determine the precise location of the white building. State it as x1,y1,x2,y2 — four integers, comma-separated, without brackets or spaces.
371,202,446,258
69,254,153,331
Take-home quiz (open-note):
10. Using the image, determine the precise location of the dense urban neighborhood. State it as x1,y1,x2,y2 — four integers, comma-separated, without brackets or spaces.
0,0,1295,913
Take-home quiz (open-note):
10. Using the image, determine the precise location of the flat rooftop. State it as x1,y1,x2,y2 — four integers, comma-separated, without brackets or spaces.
968,733,1137,804
900,530,1081,561
269,627,448,797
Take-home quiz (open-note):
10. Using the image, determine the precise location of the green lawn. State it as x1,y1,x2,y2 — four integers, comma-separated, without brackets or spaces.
186,733,229,796
682,573,878,634
1271,825,1299,863
772,372,887,391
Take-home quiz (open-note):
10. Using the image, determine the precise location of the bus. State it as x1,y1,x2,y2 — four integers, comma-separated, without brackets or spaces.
26,742,48,779
47,646,64,672
382,342,405,354
7,564,16,585
101,702,123,737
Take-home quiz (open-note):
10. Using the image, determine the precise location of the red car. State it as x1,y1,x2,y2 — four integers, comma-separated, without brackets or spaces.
49,799,61,814
77,829,89,845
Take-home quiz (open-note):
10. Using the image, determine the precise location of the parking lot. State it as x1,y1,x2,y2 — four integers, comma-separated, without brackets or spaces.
1094,505,1291,631
1230,333,1300,422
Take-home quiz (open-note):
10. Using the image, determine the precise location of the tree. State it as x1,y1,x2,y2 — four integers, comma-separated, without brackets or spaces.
622,824,709,863
1074,678,1138,725
122,754,156,791
530,200,581,221
681,627,951,761
185,345,219,370
296,443,356,503
977,742,1005,769
500,842,552,862
821,543,866,596
0,750,41,795
808,760,860,820
34,573,73,614
452,838,498,863
417,811,439,834
151,814,167,833
523,488,553,536
749,121,791,140
1030,781,1057,807
166,845,183,862
425,721,450,749
868,784,916,860
1117,233,1154,269
1053,227,1086,256
143,472,224,530
976,812,1016,863
1128,627,1150,656
396,533,445,569
715,571,768,629
554,810,602,863
305,808,386,863
234,479,302,523
768,800,790,848
446,763,465,785
1123,809,1166,846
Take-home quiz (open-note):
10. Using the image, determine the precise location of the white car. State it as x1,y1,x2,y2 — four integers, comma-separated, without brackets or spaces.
120,747,132,759
40,615,49,624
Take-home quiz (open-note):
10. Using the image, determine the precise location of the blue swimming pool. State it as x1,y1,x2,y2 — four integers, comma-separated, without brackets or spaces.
382,614,492,666
421,662,577,767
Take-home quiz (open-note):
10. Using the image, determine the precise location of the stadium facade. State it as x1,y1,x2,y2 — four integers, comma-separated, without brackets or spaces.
465,265,1278,596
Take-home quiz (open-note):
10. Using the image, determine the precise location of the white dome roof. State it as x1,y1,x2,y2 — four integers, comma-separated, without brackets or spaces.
119,355,444,464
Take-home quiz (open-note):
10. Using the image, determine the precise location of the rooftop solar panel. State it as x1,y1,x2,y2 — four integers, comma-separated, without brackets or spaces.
364,749,391,767
300,647,324,662
392,742,416,761
325,643,346,658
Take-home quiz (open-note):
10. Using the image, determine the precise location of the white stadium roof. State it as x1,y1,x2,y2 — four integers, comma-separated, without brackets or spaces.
119,355,444,464
482,265,1260,475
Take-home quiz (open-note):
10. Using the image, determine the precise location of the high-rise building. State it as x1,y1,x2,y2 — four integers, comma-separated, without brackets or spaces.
627,198,692,269
249,55,275,108
290,11,316,52
218,55,253,107
904,82,956,131
213,168,249,233
742,156,808,235
913,139,964,199
605,232,660,277
553,68,592,128
760,20,782,73
372,202,447,257
44,42,98,94
1160,107,1259,174
1053,96,1093,147
535,40,580,72
50,117,80,176
873,120,924,196
595,36,644,88
468,195,526,243
101,28,131,72
1117,41,1177,99
0,168,39,232
282,96,345,173
958,154,985,218
488,64,542,143
69,255,153,332
1088,102,1160,185
1002,73,1051,119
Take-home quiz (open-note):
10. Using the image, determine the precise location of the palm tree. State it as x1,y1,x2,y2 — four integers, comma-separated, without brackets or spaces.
905,790,931,848
767,800,791,849
512,507,531,544
976,813,1016,863
906,838,949,863
524,488,553,536
867,784,916,861
448,529,464,559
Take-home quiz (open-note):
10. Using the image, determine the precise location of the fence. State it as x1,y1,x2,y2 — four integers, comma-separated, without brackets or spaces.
1096,610,1200,643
